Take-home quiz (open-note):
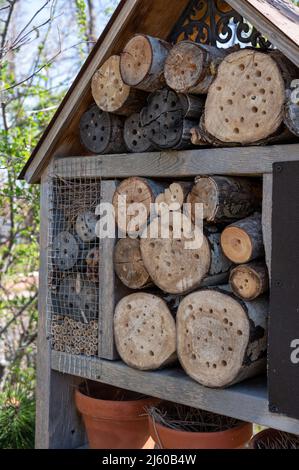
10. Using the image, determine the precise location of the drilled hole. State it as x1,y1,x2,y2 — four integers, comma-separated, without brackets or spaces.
223,318,228,324
222,360,227,367
252,106,258,113
149,350,154,356
234,128,239,134
191,353,196,360
227,99,233,105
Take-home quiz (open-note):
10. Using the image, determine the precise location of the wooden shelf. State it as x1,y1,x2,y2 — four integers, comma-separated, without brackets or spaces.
51,351,299,435
53,143,299,179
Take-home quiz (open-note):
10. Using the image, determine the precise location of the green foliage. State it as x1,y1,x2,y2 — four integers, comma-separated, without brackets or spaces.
75,0,88,58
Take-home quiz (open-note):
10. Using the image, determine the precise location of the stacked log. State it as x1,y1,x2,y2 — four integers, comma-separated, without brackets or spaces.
112,177,166,235
114,238,152,289
186,176,262,224
123,112,156,153
114,292,176,370
220,213,264,264
155,181,192,212
120,34,171,92
91,55,147,115
79,104,127,154
51,315,98,356
229,261,269,301
176,288,268,388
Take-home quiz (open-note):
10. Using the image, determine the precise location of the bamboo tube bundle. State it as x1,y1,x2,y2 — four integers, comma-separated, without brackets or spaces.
177,288,268,388
155,181,192,212
164,41,227,94
114,238,152,289
140,88,204,150
79,104,127,154
229,261,269,301
140,213,231,294
186,176,262,224
220,213,264,264
193,49,298,145
112,177,167,235
114,292,176,370
91,55,147,115
120,34,171,92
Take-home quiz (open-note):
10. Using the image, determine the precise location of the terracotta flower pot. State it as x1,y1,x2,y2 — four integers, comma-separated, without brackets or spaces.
75,382,159,449
250,428,299,449
148,416,253,449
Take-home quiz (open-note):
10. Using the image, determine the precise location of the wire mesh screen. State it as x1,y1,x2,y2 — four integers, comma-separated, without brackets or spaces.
47,169,101,358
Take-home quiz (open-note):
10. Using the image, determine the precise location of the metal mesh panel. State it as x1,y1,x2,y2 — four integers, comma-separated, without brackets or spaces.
47,167,101,358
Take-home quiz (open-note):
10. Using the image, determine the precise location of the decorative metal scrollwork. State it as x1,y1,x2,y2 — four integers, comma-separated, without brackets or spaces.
169,0,272,49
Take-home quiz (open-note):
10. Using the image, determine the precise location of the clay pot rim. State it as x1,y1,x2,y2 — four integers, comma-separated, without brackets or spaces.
149,415,251,438
76,387,155,406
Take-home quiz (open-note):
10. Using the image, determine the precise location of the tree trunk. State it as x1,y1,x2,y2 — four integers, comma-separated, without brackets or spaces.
120,34,171,92
177,287,268,388
91,55,147,116
186,176,262,224
229,261,269,301
140,88,203,150
112,177,167,235
220,213,264,264
140,214,231,294
203,49,290,145
124,112,156,153
79,104,127,154
164,41,227,94
114,292,176,370
114,237,153,289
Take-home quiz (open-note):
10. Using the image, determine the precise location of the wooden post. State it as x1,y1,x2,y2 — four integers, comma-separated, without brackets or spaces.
164,41,227,94
91,55,147,116
177,288,268,388
120,34,171,92
187,176,262,224
36,165,86,449
114,237,152,289
229,261,269,301
79,104,127,154
114,292,176,370
221,213,264,264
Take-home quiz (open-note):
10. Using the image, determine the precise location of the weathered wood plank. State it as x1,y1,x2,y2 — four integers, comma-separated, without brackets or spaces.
51,351,299,435
53,144,299,179
35,164,86,449
262,173,273,277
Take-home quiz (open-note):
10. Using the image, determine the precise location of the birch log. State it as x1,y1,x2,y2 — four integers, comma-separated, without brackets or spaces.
91,55,147,116
177,288,268,388
114,238,152,289
229,261,269,301
220,213,264,264
120,34,171,92
186,176,262,224
140,214,231,294
112,177,166,235
164,41,227,94
114,292,176,370
79,104,127,154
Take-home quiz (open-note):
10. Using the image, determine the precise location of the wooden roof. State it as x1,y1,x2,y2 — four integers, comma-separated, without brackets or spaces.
20,0,299,183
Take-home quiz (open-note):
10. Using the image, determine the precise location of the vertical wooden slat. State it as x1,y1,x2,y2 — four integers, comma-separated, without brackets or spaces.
262,173,273,278
35,164,86,448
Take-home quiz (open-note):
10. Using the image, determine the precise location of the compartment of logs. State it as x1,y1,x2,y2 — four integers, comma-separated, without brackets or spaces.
48,176,100,356
111,174,270,389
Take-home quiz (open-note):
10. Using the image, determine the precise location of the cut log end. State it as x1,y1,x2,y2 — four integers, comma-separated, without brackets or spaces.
177,289,267,388
114,238,152,289
114,293,176,370
187,177,218,222
120,35,153,88
204,50,285,144
221,226,252,264
229,262,269,301
124,113,155,153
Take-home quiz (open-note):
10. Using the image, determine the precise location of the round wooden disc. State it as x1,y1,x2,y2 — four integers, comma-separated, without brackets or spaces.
120,35,152,87
229,265,262,300
86,247,99,283
140,213,211,294
79,104,112,153
114,292,176,370
187,177,218,222
164,183,185,208
75,210,97,242
124,113,154,152
177,289,250,388
204,50,285,143
164,41,205,93
112,177,154,234
140,89,183,149
58,276,97,322
221,226,252,264
53,231,79,271
91,55,130,113
114,238,151,289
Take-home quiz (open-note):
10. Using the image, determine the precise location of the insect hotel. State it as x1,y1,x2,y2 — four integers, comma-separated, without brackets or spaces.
20,0,299,448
